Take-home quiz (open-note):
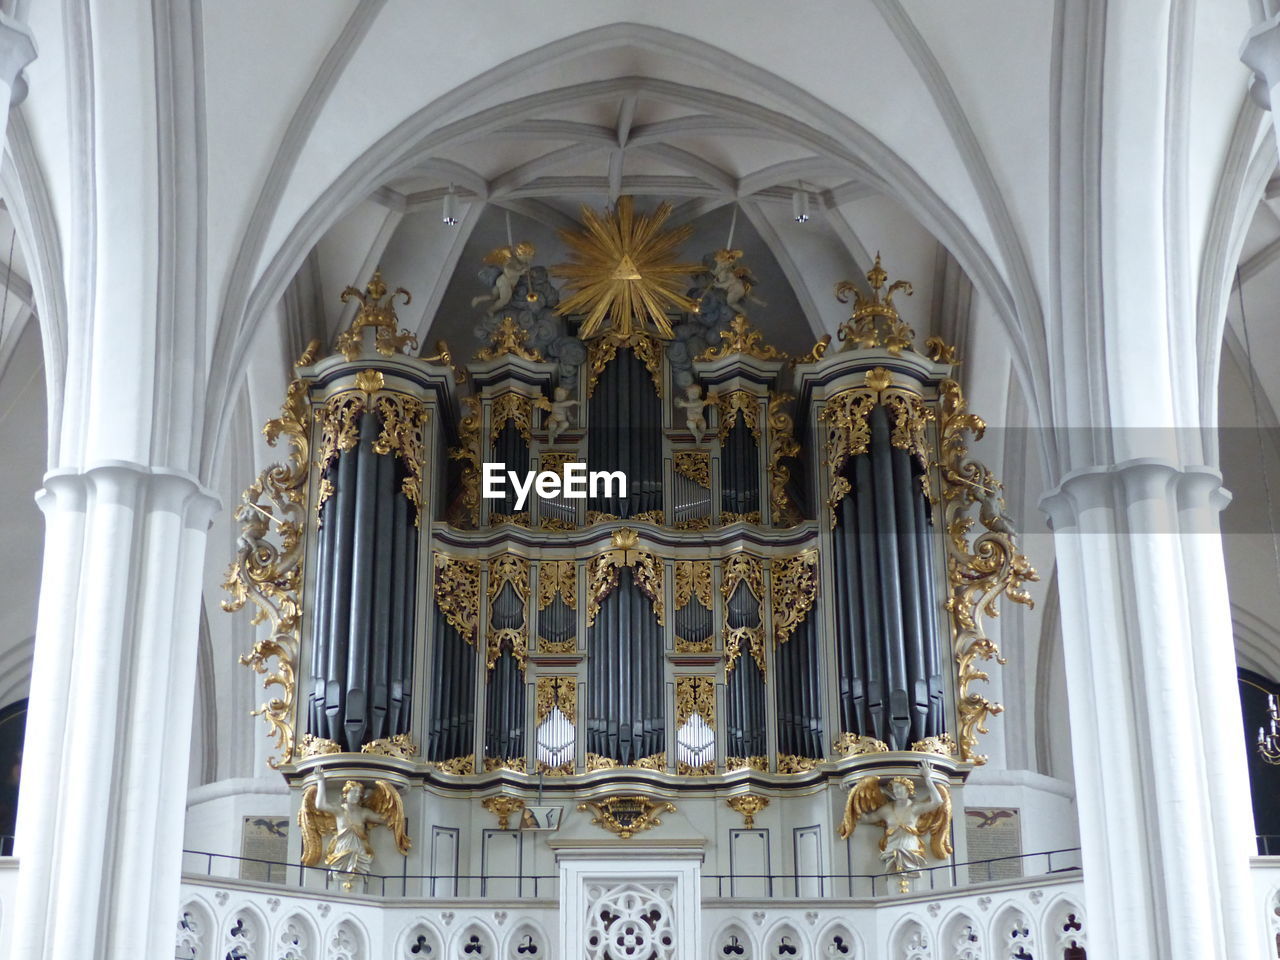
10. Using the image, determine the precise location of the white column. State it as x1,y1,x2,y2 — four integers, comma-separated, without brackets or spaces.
11,463,217,960
0,13,34,136
1041,460,1258,960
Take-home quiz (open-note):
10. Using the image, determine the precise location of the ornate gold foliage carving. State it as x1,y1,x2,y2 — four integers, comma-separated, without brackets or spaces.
832,732,890,756
447,396,483,528
482,795,526,830
434,555,481,643
361,734,417,760
491,512,531,528
577,795,676,839
924,336,959,365
223,379,310,768
676,676,715,727
766,394,803,526
335,271,418,360
297,735,341,758
484,756,529,773
725,756,767,772
295,339,321,368
719,510,761,525
791,334,831,366
939,379,1038,764
674,560,714,612
910,734,958,758
585,530,665,628
435,756,476,775
489,392,537,442
585,752,666,773
721,553,766,673
420,339,467,384
721,554,763,603
474,316,545,363
314,392,365,516
373,394,430,525
724,625,765,676
673,451,710,488
536,675,577,726
673,516,712,531
715,390,761,443
487,554,531,671
818,389,876,523
834,254,915,354
883,391,934,497
537,560,577,611
695,315,787,362
585,333,665,399
778,754,820,774
771,551,818,645
726,794,769,828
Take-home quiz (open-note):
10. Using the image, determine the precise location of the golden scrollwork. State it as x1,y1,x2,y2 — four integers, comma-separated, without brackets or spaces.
585,531,665,628
586,509,619,525
474,316,545,363
832,732,890,756
335,271,418,360
540,516,577,531
631,509,666,524
725,756,768,772
924,335,959,365
674,560,714,612
771,551,818,645
489,391,537,442
673,451,711,488
910,734,959,758
724,625,766,676
372,393,430,525
447,396,483,528
295,338,322,368
537,560,577,610
883,390,933,480
714,389,761,443
817,389,876,524
484,756,529,774
585,331,665,399
314,392,365,517
360,734,417,760
223,379,311,768
722,554,764,603
435,756,476,776
938,379,1038,764
490,512,531,528
676,676,715,728
673,516,713,531
834,254,915,354
695,315,787,362
535,675,577,726
778,754,821,774
297,734,341,758
719,510,761,525
577,795,676,839
482,795,526,830
766,394,802,526
420,339,467,383
434,555,481,643
487,555,530,671
585,752,666,773
791,334,831,366
727,794,770,828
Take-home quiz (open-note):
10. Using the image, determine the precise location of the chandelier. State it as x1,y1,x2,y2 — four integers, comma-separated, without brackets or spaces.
1259,693,1280,764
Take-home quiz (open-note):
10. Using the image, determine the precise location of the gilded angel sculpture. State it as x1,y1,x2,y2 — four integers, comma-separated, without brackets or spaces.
472,242,536,316
298,775,410,887
837,758,952,884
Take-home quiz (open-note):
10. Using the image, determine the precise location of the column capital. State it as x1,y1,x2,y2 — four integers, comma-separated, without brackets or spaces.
37,461,220,528
0,13,34,106
1039,459,1229,529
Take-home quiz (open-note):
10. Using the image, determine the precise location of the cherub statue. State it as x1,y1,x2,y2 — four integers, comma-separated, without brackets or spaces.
537,386,578,444
472,242,536,316
674,383,714,443
298,775,410,888
837,758,952,885
709,248,763,317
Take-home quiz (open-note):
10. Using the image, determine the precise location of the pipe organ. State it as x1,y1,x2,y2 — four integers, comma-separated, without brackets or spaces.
225,198,1036,894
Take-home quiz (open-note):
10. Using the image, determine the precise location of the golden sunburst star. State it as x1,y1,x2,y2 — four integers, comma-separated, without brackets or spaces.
553,196,701,339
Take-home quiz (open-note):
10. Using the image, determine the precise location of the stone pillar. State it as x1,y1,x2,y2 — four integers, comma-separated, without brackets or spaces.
1041,461,1258,959
10,464,217,960
0,12,34,120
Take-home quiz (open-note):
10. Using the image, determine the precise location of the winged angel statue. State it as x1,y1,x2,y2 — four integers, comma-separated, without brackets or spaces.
837,758,952,887
298,775,410,888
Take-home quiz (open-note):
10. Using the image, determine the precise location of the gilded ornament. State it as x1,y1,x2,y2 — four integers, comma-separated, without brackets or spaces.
910,734,959,758
577,796,676,839
585,331,665,399
630,509,666,525
695,314,787,362
714,390,761,443
223,379,311,768
766,394,802,526
420,339,467,383
585,533,664,628
675,676,715,727
726,794,770,828
832,732,890,757
721,554,764,603
721,554,766,673
354,369,385,395
472,243,536,316
435,756,476,776
313,392,365,518
372,394,430,525
294,339,321,368
586,509,620,525
777,754,821,774
818,389,877,524
535,675,577,726
673,451,711,489
537,560,577,611
725,756,768,772
433,555,482,643
837,759,952,885
791,335,831,366
335,271,418,360
489,392,537,442
553,196,699,340
298,778,411,886
490,512,532,528
673,516,713,531
719,510,761,526
771,551,818,645
923,336,960,365
539,638,577,654
834,254,915,354
447,396,483,528
724,625,766,676
483,756,529,774
675,637,714,653
673,560,713,612
864,367,893,393
297,734,342,758
482,795,526,831
473,315,545,363
540,516,577,532
487,554,530,671
938,379,1038,764
360,734,417,760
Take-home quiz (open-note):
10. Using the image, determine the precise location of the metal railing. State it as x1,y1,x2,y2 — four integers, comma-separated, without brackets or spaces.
702,847,1084,899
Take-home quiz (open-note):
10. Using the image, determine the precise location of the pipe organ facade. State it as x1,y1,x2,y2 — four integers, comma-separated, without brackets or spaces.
224,199,1036,921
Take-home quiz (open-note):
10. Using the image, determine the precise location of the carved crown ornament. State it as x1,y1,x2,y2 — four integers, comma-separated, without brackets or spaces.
578,795,676,839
